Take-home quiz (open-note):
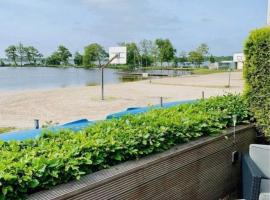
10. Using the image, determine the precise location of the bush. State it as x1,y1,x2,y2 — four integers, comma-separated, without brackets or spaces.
244,27,270,138
0,94,251,199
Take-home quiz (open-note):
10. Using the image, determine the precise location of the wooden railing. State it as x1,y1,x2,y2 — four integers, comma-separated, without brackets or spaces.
28,124,256,200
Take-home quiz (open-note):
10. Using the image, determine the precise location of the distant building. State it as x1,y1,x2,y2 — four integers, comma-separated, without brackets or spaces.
233,53,245,70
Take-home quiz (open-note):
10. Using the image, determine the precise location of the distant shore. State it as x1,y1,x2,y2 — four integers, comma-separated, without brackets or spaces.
0,72,243,129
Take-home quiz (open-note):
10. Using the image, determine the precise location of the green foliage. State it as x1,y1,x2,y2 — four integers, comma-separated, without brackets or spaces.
0,94,251,199
209,55,216,63
74,52,83,66
24,46,43,65
188,43,210,66
197,43,209,57
0,59,5,66
211,56,233,62
178,51,188,66
5,44,43,67
188,51,204,66
139,39,154,67
5,45,18,66
244,27,270,138
56,45,72,65
83,43,107,68
155,39,175,66
46,53,61,66
119,42,140,69
0,127,15,134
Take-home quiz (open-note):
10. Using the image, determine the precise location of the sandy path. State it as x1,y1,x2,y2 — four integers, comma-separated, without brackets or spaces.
0,72,244,129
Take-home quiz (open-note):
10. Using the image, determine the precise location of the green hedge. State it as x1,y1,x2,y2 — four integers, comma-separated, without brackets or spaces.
244,27,270,138
0,94,250,199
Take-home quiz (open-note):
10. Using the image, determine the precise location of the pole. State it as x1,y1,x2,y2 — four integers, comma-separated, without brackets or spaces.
34,119,39,129
160,97,163,107
100,54,120,100
202,91,205,100
101,67,104,100
228,68,232,88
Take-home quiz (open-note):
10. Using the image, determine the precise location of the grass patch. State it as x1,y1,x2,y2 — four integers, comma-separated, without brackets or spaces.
190,68,229,75
0,127,15,134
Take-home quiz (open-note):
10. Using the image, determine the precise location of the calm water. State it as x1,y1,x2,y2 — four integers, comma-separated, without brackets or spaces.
0,67,189,91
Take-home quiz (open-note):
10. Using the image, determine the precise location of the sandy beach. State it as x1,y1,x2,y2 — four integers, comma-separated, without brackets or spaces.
0,72,244,129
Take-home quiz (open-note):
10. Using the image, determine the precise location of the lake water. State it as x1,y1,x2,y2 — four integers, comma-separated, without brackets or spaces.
0,67,189,91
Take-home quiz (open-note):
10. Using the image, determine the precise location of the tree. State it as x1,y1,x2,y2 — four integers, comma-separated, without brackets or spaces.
155,39,175,66
244,27,270,138
197,43,209,61
83,43,107,68
173,56,179,67
139,39,154,67
17,43,26,67
0,59,5,66
74,52,83,66
178,51,188,66
188,43,210,67
46,53,61,66
5,45,18,66
209,55,216,63
25,46,43,65
56,45,72,65
119,42,140,68
188,51,204,67
197,43,209,55
150,43,159,67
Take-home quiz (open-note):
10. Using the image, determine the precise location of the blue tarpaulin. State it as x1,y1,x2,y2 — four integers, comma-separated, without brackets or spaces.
0,119,94,142
106,99,196,119
0,99,196,142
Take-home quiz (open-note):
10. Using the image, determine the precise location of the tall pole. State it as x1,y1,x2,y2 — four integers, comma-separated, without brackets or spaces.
101,54,119,100
101,67,104,100
267,0,270,26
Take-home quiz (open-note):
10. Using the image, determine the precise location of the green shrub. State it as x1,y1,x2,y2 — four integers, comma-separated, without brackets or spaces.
0,94,250,199
244,27,270,138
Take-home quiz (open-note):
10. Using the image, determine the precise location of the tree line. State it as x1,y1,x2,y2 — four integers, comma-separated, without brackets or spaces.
1,39,232,68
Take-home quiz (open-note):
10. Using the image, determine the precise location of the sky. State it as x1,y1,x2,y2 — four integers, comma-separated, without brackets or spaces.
0,0,267,57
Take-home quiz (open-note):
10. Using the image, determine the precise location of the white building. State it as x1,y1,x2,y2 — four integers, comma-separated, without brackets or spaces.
233,53,245,70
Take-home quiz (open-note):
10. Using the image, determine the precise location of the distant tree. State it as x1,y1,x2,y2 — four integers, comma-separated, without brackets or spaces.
188,51,204,67
173,56,179,67
5,45,18,66
119,42,140,68
46,53,61,66
209,55,216,63
178,51,188,66
197,43,209,61
56,45,72,65
150,43,159,67
139,39,154,67
17,43,26,67
155,39,175,66
0,59,5,66
74,52,83,66
83,43,107,68
25,46,43,65
197,43,209,55
188,43,210,67
214,56,233,62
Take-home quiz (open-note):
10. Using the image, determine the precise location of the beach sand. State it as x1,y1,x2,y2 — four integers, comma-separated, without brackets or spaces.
0,72,244,129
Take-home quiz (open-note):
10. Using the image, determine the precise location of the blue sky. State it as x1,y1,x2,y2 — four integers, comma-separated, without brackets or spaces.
0,0,267,57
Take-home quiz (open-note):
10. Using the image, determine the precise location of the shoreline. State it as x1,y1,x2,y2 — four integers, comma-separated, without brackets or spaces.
0,72,243,129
